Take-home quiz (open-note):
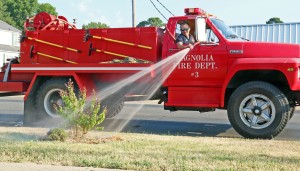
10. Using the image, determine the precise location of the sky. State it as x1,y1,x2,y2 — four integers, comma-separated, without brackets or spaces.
38,0,300,28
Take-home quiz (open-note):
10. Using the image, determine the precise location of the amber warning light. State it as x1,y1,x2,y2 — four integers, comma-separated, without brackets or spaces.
184,8,206,15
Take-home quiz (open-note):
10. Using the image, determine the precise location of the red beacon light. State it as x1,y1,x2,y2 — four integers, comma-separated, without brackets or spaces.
184,8,206,15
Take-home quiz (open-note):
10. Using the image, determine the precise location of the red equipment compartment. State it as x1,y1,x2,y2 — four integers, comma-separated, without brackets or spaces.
166,87,222,107
21,27,164,65
87,27,163,63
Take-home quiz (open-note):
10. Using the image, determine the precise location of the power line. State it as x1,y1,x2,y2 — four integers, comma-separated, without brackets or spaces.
156,0,175,16
149,0,168,21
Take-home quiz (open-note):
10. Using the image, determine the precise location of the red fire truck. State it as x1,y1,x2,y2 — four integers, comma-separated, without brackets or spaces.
1,8,299,139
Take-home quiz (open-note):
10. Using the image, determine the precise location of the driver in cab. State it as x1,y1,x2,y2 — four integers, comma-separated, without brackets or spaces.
176,22,195,50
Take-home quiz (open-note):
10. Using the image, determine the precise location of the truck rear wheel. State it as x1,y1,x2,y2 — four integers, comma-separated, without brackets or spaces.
35,78,124,122
35,78,68,122
227,81,290,139
102,93,124,118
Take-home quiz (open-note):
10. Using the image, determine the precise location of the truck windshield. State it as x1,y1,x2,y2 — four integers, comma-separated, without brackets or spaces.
210,18,242,41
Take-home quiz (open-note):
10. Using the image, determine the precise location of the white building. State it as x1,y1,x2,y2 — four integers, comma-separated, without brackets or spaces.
231,22,300,44
0,20,21,68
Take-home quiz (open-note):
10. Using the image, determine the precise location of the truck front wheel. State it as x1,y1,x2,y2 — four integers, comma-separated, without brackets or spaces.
288,106,295,120
227,81,290,139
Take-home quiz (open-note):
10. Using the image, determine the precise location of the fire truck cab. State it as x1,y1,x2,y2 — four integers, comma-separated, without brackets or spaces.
162,8,300,139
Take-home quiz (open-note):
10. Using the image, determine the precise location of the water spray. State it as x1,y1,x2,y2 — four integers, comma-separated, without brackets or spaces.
102,48,191,132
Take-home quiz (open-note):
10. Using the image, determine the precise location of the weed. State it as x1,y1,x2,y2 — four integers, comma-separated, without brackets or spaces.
56,79,106,139
46,128,68,142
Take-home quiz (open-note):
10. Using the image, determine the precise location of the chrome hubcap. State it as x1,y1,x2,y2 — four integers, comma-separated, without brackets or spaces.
44,88,63,118
239,94,276,129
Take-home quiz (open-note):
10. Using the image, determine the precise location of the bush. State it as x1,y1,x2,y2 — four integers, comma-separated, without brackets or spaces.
46,128,68,142
56,79,106,139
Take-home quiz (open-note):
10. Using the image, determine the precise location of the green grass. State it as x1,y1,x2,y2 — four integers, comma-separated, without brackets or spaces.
0,131,299,171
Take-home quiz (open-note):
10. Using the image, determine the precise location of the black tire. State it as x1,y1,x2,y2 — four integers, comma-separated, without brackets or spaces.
288,106,295,120
102,93,124,118
227,81,290,139
35,78,68,121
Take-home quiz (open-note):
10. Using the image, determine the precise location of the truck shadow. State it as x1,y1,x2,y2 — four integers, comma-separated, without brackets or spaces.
0,114,23,126
0,132,41,141
0,114,239,138
0,92,24,97
102,119,239,138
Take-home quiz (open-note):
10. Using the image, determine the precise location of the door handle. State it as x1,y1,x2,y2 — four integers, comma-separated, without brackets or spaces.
200,42,219,46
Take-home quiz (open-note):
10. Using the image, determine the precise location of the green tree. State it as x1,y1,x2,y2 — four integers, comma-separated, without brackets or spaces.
0,1,15,26
137,21,149,27
2,0,39,30
266,17,284,24
137,17,164,27
82,22,109,29
1,0,58,30
36,3,58,16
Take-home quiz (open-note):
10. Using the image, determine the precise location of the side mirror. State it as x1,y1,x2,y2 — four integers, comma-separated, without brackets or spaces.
195,17,206,42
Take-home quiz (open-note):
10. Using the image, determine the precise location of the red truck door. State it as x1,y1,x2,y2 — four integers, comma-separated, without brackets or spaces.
164,21,228,107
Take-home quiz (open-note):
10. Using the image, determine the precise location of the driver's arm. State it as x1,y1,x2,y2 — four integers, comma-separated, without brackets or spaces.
177,42,193,49
176,36,194,49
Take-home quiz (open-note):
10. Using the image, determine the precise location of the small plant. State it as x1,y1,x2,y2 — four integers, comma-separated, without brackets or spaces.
56,79,106,139
46,128,68,142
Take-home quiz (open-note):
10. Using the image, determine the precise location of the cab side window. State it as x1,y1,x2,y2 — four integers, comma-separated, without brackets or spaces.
175,20,196,38
206,26,219,43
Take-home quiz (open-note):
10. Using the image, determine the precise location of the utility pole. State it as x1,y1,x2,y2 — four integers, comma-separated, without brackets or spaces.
132,0,136,27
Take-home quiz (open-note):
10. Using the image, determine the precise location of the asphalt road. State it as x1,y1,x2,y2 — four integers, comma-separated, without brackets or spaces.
0,95,299,141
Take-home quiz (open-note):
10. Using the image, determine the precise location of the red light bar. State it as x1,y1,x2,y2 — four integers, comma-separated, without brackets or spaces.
184,8,206,15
